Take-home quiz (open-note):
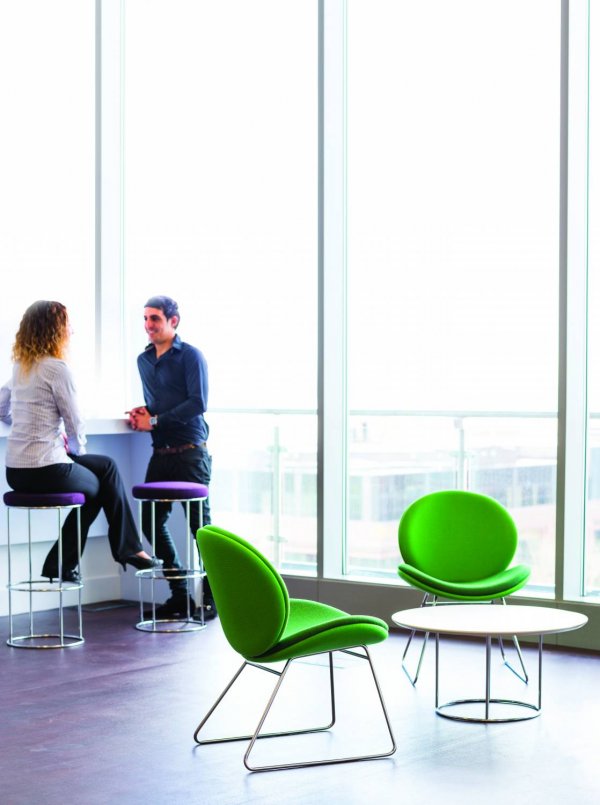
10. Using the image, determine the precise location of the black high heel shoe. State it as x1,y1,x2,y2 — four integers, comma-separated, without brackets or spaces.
43,568,82,584
120,555,163,571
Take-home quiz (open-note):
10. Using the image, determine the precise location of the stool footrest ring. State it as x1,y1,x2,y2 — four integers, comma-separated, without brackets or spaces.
9,579,83,593
135,567,206,582
7,633,85,649
135,618,207,633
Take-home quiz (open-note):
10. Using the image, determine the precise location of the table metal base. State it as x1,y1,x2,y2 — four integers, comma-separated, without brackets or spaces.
436,697,540,723
434,633,543,723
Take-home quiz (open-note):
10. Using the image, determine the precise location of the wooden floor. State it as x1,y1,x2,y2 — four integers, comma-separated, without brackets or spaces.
1,602,599,805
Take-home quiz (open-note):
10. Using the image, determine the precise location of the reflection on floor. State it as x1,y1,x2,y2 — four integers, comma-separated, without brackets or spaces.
1,603,599,805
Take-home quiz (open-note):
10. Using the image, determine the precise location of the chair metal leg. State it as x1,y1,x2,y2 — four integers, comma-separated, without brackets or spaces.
194,647,396,772
402,596,529,685
401,593,435,685
497,635,529,683
193,657,336,746
496,599,529,683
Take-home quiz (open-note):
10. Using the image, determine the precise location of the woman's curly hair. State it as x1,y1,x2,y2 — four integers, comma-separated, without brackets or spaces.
12,300,70,375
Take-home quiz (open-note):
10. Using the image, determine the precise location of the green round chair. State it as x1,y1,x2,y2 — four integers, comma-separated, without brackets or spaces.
194,525,396,771
398,490,531,684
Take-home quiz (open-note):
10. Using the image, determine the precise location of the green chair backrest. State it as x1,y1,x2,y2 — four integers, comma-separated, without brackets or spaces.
398,490,518,582
196,525,290,658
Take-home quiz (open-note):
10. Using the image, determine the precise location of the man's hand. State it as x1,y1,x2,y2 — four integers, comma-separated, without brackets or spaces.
126,406,151,431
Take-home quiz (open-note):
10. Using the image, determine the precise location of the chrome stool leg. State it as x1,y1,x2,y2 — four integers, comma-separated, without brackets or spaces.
133,483,208,633
4,493,85,649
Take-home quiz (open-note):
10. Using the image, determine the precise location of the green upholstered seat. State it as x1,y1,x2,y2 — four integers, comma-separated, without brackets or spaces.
397,565,530,600
194,525,395,771
398,490,530,600
397,490,531,684
199,525,388,661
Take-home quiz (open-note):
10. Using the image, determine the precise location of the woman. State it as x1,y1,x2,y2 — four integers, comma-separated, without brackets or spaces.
0,300,161,582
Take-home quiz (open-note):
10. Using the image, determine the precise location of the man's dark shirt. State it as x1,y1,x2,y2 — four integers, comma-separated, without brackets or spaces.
137,334,209,448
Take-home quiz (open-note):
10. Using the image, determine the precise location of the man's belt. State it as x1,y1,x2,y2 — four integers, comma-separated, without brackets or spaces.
153,442,206,456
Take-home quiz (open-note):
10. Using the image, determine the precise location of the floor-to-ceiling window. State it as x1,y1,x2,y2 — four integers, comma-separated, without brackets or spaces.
345,0,561,588
121,0,318,572
0,0,95,401
5,1,600,619
586,0,600,596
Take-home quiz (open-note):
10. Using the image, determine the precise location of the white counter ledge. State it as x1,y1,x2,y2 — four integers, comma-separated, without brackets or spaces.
0,417,131,438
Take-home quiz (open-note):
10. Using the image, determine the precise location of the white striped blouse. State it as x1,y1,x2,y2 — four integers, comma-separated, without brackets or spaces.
0,357,87,468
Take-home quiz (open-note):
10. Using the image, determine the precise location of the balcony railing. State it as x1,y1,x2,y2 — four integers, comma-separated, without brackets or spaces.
207,407,563,591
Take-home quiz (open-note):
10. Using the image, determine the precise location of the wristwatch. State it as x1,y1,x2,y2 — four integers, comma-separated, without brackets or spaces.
149,415,158,428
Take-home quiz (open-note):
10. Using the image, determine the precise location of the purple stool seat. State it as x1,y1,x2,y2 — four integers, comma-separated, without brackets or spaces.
132,481,209,501
4,491,86,508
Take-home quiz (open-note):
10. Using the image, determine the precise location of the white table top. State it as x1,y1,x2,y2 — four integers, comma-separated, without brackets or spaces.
391,604,588,637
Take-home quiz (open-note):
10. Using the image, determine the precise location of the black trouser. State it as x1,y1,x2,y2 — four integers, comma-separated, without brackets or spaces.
7,454,143,576
141,445,212,598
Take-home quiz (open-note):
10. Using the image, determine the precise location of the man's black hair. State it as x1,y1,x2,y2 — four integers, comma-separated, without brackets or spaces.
144,295,180,326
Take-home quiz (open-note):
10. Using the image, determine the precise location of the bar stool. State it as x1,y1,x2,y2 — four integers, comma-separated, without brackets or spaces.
132,481,208,633
4,490,85,649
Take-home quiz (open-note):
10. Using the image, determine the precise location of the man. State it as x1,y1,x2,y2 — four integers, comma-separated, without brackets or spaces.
128,295,215,620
